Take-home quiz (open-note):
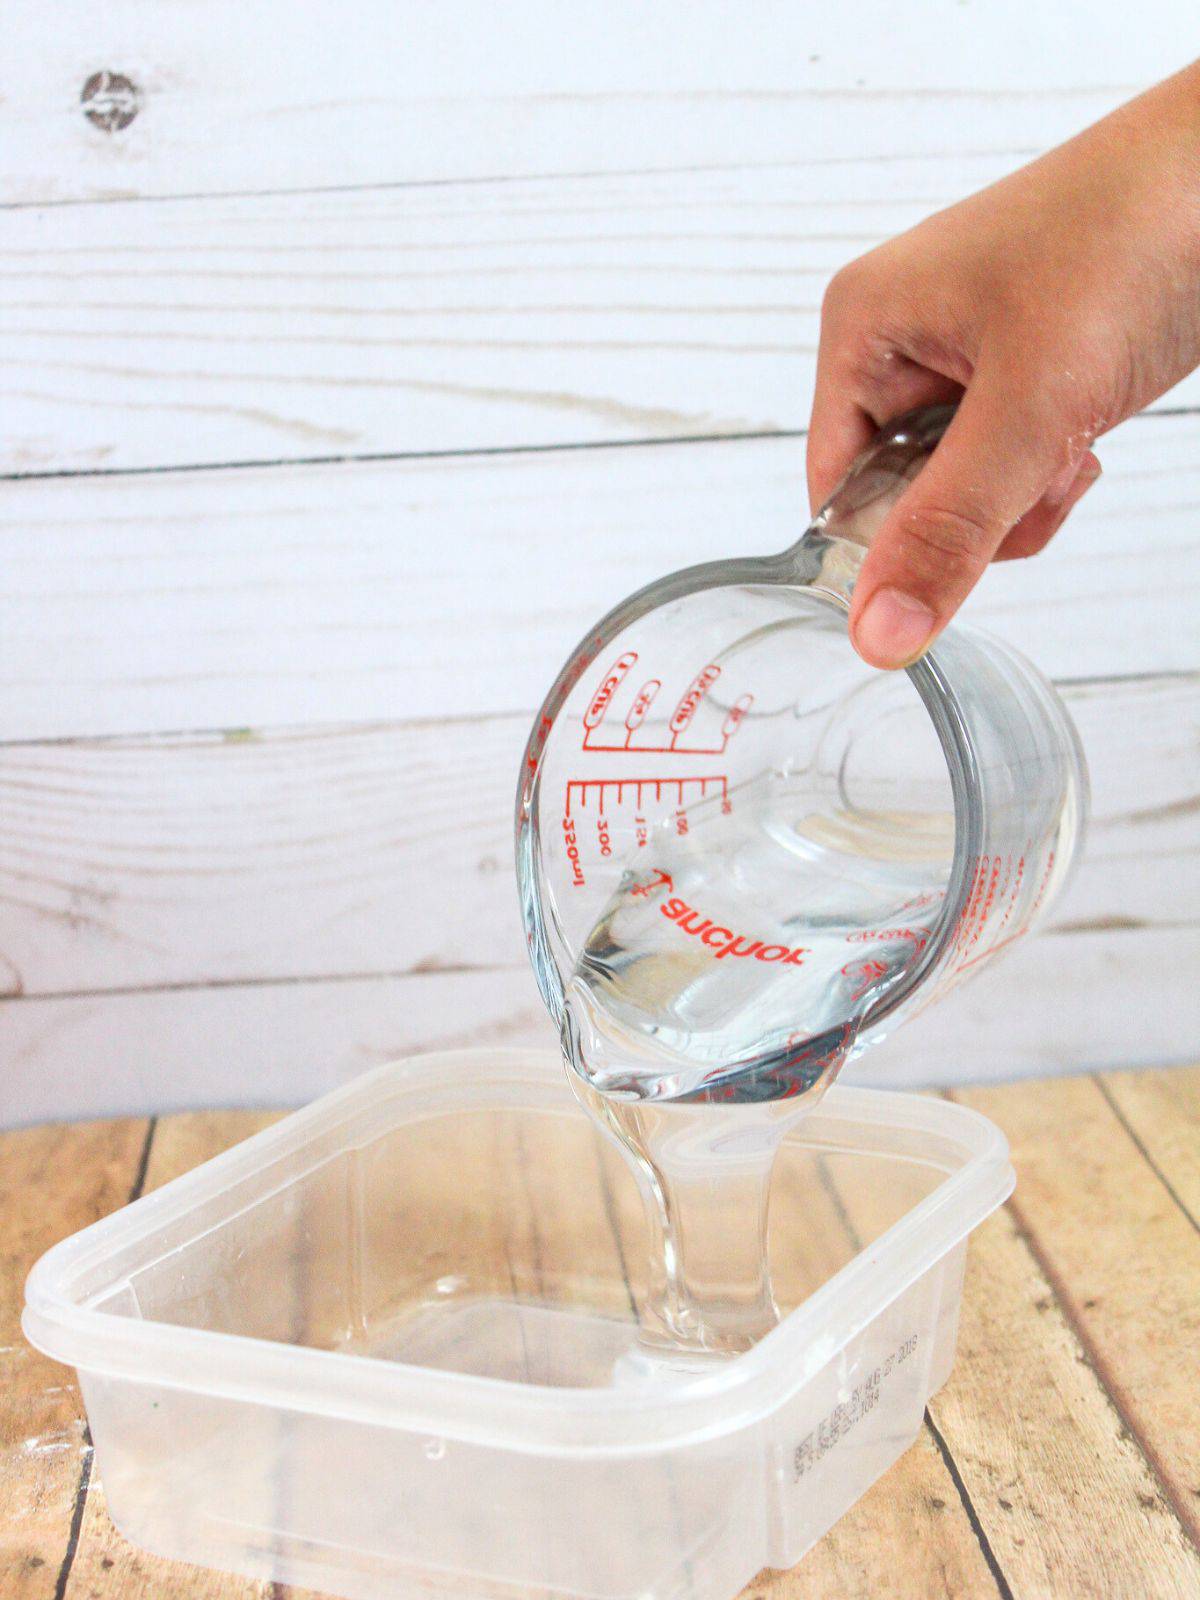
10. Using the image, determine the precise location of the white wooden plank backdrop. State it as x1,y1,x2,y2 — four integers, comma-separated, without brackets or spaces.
2,5,1191,205
1,0,1198,1123
8,159,1200,476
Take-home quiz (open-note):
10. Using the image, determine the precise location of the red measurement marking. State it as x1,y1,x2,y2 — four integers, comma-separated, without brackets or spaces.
583,651,637,731
561,815,585,887
564,774,728,816
846,926,930,952
670,664,721,742
1030,849,1057,915
996,855,1026,940
956,926,1029,975
625,679,661,732
990,854,1015,935
840,956,892,1001
949,843,1056,976
582,659,747,755
968,855,1003,955
722,692,754,740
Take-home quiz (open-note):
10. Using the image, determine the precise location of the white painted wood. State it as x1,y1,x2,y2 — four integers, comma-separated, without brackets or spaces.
0,716,529,996
1,1,1196,1118
0,967,556,1127
852,926,1200,1092
1,414,1197,745
2,2,1189,205
2,922,1194,1127
7,159,1200,473
0,674,1191,1004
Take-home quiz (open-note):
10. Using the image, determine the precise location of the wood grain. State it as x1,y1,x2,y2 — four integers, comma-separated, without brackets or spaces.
0,670,1191,1005
955,1074,1200,1550
2,3,1197,1128
54,1110,308,1600
931,1203,1200,1598
0,1116,149,1599
0,716,531,995
758,1426,1005,1600
1096,1063,1200,1222
0,968,554,1129
1,418,1197,745
746,1148,1009,1598
805,1103,1200,1597
4,931,1198,1131
5,1066,1199,1598
9,156,1200,475
2,6,1185,206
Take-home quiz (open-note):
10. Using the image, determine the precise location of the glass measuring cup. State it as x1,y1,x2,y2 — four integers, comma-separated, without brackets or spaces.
517,404,1089,1111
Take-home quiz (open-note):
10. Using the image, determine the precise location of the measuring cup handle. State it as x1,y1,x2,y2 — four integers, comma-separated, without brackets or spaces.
791,403,956,607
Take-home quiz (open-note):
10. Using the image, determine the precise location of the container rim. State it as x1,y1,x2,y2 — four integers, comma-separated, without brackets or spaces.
23,1048,1014,1459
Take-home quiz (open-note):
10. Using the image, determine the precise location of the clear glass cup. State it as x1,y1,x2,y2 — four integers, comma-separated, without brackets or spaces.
517,405,1089,1109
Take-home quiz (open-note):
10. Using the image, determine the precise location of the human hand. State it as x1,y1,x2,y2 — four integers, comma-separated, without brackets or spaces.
809,62,1200,668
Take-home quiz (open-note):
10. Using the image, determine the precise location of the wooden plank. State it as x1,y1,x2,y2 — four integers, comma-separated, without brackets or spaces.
954,1074,1200,1550
1097,1063,1200,1222
0,669,1192,1003
748,1143,1005,1597
5,1075,1200,1598
7,158,1200,474
818,1104,1200,1592
2,928,1197,1129
587,1108,1002,1597
754,1426,1003,1599
0,968,555,1129
855,925,1200,1092
54,1109,316,1600
0,1115,149,1600
2,4,1185,206
1,419,1198,745
929,1201,1200,1597
0,716,530,995
140,1109,282,1193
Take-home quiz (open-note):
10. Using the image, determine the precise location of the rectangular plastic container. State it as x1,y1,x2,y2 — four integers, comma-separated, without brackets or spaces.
24,1048,1013,1600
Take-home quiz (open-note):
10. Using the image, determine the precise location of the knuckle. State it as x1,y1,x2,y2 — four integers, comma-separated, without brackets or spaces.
823,255,876,318
898,504,1000,585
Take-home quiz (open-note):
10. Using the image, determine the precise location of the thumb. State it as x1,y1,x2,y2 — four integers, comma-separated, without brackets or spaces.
848,368,1078,668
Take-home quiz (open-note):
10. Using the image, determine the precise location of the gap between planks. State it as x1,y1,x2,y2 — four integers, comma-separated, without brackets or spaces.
6,406,1200,487
13,1064,1200,1598
950,1068,1200,1555
1001,1184,1200,1543
50,1118,155,1600
0,145,1061,217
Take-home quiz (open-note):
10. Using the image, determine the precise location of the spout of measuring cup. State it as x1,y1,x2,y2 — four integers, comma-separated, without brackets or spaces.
788,404,956,609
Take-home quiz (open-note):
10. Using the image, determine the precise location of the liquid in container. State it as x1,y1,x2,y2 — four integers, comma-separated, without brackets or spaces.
24,1048,1014,1600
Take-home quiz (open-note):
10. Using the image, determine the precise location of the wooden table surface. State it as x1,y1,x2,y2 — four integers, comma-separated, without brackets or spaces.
2,1066,1198,1600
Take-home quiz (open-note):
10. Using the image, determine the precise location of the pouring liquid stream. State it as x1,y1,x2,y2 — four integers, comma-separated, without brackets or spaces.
522,410,1086,1362
560,777,948,1358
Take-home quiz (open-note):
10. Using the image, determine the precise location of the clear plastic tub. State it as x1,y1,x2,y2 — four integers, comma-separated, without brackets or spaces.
24,1048,1013,1600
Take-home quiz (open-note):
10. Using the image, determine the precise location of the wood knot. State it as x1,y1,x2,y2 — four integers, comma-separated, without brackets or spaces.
80,71,140,132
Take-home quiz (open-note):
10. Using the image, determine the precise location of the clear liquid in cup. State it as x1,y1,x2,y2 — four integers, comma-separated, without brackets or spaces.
563,770,948,1104
561,773,950,1355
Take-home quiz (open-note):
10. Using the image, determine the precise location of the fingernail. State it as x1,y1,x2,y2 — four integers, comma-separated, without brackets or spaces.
853,587,937,669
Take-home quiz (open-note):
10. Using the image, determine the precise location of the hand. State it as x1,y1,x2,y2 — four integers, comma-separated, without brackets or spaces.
808,62,1200,668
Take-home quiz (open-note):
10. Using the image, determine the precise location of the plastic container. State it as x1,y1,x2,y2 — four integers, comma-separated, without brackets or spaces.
24,1049,1013,1600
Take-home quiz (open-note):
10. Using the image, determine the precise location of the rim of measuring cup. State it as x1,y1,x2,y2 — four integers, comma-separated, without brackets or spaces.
515,547,982,1063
